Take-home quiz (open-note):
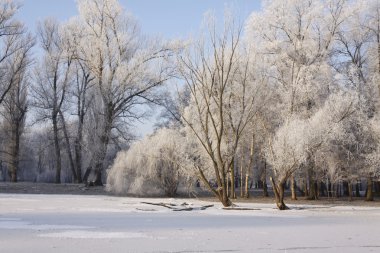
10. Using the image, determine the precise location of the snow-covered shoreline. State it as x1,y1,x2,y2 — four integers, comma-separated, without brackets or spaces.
1,194,380,253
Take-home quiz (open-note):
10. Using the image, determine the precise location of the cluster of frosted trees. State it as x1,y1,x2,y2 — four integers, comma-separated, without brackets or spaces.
107,0,380,210
0,0,178,185
1,0,380,209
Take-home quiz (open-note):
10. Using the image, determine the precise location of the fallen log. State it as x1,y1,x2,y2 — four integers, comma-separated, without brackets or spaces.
141,202,214,211
140,202,177,210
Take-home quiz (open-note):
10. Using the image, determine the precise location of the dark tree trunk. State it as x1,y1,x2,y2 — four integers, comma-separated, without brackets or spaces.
94,161,104,186
218,174,232,207
53,114,62,184
197,165,231,207
348,182,353,201
74,136,83,183
74,68,91,184
59,111,78,183
366,177,374,201
262,159,269,197
375,182,380,195
244,173,249,198
270,177,289,210
240,164,244,198
291,176,297,200
304,178,309,197
319,181,326,197
307,165,317,200
93,107,113,186
355,182,360,197
9,124,20,183
230,160,236,199
82,166,92,183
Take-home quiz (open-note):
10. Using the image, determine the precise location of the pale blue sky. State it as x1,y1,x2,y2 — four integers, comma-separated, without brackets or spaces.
17,0,262,38
17,0,262,136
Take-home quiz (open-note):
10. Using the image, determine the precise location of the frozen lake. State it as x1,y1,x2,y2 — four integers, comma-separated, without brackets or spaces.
0,194,380,253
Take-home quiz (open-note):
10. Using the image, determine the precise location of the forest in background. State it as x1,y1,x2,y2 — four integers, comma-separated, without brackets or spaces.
1,0,380,210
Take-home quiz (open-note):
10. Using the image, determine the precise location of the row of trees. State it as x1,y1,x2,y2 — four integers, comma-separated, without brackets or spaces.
1,0,380,210
107,0,380,210
0,0,178,185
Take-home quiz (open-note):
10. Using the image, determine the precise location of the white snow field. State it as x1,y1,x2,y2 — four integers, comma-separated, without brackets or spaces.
0,194,380,253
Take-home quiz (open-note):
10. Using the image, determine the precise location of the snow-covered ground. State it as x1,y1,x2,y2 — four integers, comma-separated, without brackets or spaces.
0,194,380,253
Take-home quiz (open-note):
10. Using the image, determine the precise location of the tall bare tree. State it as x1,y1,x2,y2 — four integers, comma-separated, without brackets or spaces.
32,19,75,184
1,40,33,182
72,61,94,183
0,0,34,182
0,0,32,105
76,0,176,185
175,13,263,207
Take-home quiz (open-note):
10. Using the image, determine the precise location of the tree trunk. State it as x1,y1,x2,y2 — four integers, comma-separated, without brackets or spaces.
262,159,269,197
355,181,360,197
74,69,90,184
94,161,104,186
93,110,113,186
82,166,92,183
53,114,62,184
9,125,20,183
197,165,231,207
291,175,297,200
219,174,232,207
270,177,289,210
307,167,317,200
366,177,374,201
304,178,309,197
230,161,236,199
348,182,353,201
240,163,243,198
226,172,229,198
59,111,78,183
243,134,254,199
375,182,380,195
74,136,83,183
244,173,249,198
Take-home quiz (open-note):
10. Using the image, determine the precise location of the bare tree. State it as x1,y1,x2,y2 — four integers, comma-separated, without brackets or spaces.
71,62,94,183
32,19,75,184
266,93,355,209
0,0,32,105
175,13,264,207
76,0,176,185
1,43,33,182
0,0,34,182
245,0,349,207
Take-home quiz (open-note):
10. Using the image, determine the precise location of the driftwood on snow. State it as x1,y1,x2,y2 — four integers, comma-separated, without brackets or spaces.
140,202,214,211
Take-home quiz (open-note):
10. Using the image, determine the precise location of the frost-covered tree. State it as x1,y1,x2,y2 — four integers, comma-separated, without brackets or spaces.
266,91,355,209
331,1,380,200
0,0,33,106
32,19,74,184
1,61,30,182
245,0,351,206
76,0,177,185
246,0,347,117
364,119,380,201
0,32,33,182
55,19,96,183
175,12,266,207
107,127,188,197
0,0,33,182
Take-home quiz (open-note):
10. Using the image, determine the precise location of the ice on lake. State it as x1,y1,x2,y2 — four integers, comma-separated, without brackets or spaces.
0,194,379,253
